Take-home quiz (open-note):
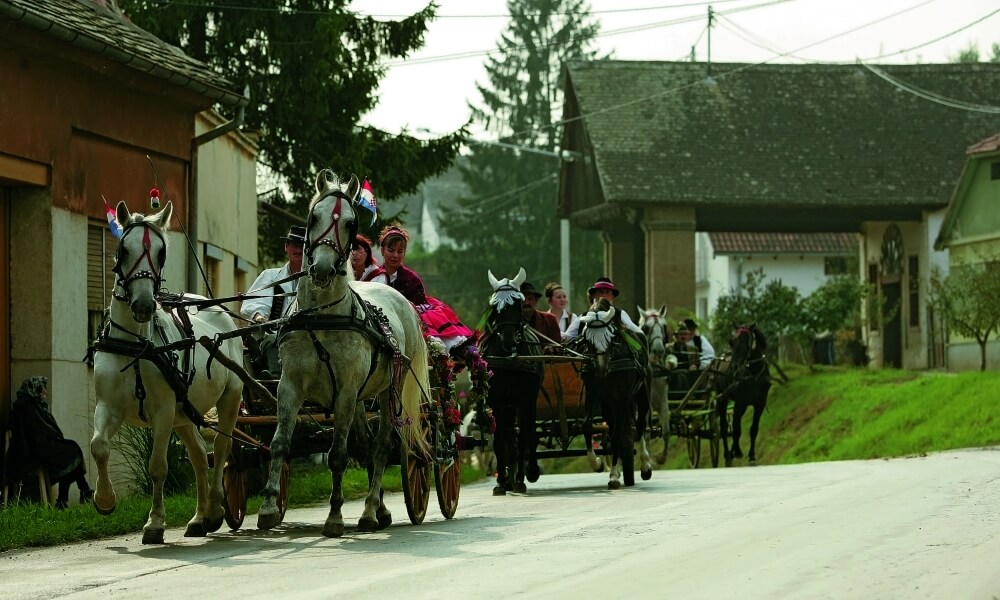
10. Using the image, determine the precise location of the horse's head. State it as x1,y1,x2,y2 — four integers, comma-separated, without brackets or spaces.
638,304,669,366
305,169,362,288
486,267,526,355
730,322,767,377
112,200,172,323
579,298,618,377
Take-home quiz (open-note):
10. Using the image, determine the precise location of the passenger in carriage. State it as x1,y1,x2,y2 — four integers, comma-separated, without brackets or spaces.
563,277,643,338
350,234,383,282
239,225,305,377
683,318,716,370
520,282,562,350
543,282,579,341
668,323,695,393
369,223,474,354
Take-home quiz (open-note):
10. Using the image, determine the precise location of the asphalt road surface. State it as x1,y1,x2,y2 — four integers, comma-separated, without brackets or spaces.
4,448,1000,599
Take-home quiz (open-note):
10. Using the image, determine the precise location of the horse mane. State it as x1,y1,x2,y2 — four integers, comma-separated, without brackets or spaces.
752,325,767,353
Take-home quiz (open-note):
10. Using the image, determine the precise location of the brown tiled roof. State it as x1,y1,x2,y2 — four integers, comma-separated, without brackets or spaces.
966,132,1000,155
565,61,1000,209
708,232,858,255
0,0,245,106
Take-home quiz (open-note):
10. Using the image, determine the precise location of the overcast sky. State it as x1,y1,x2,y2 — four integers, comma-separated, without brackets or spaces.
353,0,1000,140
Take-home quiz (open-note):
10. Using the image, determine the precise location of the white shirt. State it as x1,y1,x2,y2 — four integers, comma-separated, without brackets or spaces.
359,264,386,283
564,306,643,338
240,264,299,321
690,334,716,369
551,308,581,341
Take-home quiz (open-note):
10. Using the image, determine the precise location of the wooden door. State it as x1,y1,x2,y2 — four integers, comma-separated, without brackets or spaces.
0,189,9,491
882,282,903,368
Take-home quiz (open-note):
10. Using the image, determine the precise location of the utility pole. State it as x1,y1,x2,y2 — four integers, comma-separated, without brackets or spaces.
707,5,714,77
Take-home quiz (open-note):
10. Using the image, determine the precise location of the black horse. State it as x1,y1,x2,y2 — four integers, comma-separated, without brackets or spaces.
569,299,652,488
478,269,544,495
714,323,771,466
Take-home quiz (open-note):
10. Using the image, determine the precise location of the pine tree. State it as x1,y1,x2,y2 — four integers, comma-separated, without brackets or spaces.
118,0,465,261
437,0,605,319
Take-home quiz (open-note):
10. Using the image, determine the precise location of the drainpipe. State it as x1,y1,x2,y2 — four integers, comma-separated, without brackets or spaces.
188,88,249,293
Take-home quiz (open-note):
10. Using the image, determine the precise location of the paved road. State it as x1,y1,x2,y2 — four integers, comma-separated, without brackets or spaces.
4,448,1000,599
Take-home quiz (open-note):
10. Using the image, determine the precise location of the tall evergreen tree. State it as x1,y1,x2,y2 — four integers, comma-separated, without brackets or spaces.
118,0,465,262
436,0,604,318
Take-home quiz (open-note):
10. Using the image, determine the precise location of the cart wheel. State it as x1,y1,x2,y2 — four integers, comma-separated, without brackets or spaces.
223,462,248,531
265,460,290,525
434,456,461,519
401,427,431,525
686,433,702,469
708,411,721,468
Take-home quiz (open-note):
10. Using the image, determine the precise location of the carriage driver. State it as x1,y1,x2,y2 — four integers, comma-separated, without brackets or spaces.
519,281,562,351
683,318,716,370
239,225,305,378
563,277,644,338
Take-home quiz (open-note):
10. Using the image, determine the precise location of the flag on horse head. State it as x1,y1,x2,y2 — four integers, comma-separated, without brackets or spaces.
103,196,123,238
358,179,377,225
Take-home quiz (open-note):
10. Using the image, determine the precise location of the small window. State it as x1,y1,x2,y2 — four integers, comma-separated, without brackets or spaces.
87,222,117,344
204,256,220,298
991,161,1000,181
824,256,849,275
908,255,919,328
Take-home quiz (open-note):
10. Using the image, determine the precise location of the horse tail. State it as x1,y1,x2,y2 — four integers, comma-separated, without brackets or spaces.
401,328,432,459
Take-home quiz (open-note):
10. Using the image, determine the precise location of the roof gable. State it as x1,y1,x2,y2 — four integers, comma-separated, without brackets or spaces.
934,131,1000,250
565,61,1000,210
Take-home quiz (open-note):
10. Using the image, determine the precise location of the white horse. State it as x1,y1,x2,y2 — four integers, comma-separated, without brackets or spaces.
256,170,429,537
638,305,676,464
90,201,243,544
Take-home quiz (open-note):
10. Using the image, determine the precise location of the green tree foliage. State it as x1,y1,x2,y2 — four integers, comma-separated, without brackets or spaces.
711,269,867,368
436,0,604,319
950,41,1000,63
929,263,1000,371
119,0,466,262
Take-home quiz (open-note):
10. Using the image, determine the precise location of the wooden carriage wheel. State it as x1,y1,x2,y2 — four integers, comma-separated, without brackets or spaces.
401,422,431,525
708,411,721,468
268,460,290,525
434,432,461,519
686,424,702,469
222,461,249,530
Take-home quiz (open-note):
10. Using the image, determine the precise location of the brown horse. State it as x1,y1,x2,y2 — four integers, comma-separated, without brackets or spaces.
714,323,771,466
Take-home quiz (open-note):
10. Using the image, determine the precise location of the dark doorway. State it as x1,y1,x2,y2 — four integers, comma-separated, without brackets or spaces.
1,189,8,496
882,282,902,368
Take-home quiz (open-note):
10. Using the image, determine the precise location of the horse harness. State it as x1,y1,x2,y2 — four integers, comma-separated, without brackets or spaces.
86,303,206,427
276,288,411,424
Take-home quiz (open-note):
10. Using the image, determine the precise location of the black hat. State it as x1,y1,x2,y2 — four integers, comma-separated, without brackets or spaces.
683,318,698,331
588,277,620,297
282,226,306,245
520,281,543,300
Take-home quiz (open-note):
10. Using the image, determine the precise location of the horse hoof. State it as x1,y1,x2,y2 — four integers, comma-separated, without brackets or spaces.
357,517,380,532
492,486,507,496
749,459,758,467
377,510,392,530
526,463,541,483
93,493,117,516
725,459,734,468
142,529,165,545
733,449,744,459
184,522,207,537
203,515,224,534
257,512,280,531
513,482,527,494
595,463,605,474
641,468,652,481
608,480,621,490
322,521,346,538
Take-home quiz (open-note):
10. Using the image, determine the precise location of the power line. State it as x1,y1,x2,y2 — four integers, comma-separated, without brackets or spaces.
859,62,1000,113
459,173,558,212
500,0,942,143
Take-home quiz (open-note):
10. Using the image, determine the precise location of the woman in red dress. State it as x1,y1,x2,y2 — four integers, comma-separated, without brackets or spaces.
369,223,473,353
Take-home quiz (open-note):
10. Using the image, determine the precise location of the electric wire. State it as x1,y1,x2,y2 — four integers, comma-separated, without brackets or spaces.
859,62,1000,113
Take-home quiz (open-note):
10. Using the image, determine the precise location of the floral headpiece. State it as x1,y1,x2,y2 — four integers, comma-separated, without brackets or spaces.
378,224,409,246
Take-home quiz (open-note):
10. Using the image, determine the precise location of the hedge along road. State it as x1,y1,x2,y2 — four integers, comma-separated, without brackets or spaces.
3,448,1000,599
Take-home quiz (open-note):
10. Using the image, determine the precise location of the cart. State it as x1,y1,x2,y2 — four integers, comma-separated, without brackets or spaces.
664,368,731,468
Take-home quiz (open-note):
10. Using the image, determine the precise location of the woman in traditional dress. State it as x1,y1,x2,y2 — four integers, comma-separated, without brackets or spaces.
368,223,473,353
544,282,579,341
351,234,384,282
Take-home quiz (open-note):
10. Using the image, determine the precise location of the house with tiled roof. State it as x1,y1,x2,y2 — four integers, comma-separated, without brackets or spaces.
695,232,859,323
0,0,257,500
933,132,1000,370
558,60,1000,369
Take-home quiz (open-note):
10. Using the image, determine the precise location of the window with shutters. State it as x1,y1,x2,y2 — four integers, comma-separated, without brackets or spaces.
204,257,220,298
87,222,117,344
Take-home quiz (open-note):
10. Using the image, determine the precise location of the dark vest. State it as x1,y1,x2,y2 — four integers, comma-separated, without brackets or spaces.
268,284,286,320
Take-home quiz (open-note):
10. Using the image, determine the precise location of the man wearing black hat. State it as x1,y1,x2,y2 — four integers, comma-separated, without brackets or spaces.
520,281,562,350
239,225,305,377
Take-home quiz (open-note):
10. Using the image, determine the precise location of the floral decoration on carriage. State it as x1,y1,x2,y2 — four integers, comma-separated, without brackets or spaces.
425,336,495,444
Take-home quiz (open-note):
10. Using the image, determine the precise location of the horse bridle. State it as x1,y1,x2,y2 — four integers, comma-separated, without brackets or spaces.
731,326,767,379
643,314,667,359
305,189,358,276
486,284,528,354
113,222,166,303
